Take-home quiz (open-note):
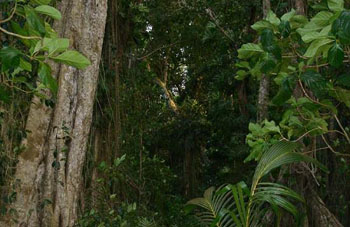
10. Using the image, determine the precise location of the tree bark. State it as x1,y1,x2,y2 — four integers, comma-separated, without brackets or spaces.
257,0,271,122
1,1,108,226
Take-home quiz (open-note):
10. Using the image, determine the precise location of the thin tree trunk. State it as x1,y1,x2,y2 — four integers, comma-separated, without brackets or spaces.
257,0,271,122
2,1,108,226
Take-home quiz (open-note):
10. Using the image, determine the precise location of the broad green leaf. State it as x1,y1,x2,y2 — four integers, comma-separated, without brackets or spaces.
33,38,69,56
290,15,308,29
303,38,333,58
251,20,274,32
328,0,344,12
238,43,263,59
235,70,248,80
300,70,327,97
30,0,51,4
38,63,58,95
279,20,291,38
50,50,91,69
260,29,274,49
24,6,46,37
272,76,295,105
301,32,325,43
264,120,280,133
336,74,350,88
266,10,280,26
19,58,32,72
329,87,350,107
281,9,296,22
311,11,333,26
45,22,58,38
331,11,350,44
35,5,62,20
328,43,344,68
0,47,23,72
260,54,277,73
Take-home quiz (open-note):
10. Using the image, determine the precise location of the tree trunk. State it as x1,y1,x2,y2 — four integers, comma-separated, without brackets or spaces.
257,0,271,122
289,1,342,226
1,1,108,226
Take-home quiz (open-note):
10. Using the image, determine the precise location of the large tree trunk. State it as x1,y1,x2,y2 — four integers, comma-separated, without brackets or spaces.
1,1,108,226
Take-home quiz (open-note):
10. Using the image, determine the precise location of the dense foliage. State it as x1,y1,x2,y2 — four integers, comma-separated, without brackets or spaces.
1,0,350,226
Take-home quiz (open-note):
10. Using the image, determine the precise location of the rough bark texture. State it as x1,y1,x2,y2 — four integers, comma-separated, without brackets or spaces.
257,0,270,123
1,1,108,226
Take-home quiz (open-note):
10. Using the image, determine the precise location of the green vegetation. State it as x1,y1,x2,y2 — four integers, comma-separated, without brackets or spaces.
1,0,350,226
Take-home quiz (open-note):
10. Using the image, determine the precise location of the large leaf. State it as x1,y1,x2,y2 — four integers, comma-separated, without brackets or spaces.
281,9,296,22
311,11,333,26
331,11,350,44
328,43,344,68
253,141,327,185
24,6,46,37
266,10,280,26
272,76,295,105
35,5,62,20
300,70,327,97
329,87,350,107
303,38,333,58
251,20,274,32
238,43,264,59
50,50,91,69
0,47,23,72
38,63,58,95
328,0,344,12
33,38,69,56
30,0,52,4
187,185,236,227
336,73,350,88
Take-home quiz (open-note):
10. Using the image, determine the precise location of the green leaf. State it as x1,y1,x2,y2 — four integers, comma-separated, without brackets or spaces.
279,20,291,38
303,38,333,58
19,58,32,72
35,5,62,20
33,38,70,56
235,70,248,80
30,0,52,4
266,10,280,26
251,20,274,32
328,0,344,12
329,87,350,107
24,6,46,37
331,11,350,44
272,76,295,105
0,47,23,72
328,43,344,68
281,9,296,22
0,85,10,104
260,29,275,49
253,141,328,183
300,70,327,97
38,63,58,95
260,54,277,73
238,43,264,59
50,51,91,69
301,32,325,43
336,74,350,88
311,11,333,26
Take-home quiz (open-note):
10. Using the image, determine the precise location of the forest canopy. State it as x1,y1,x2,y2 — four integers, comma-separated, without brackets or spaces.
1,0,350,226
